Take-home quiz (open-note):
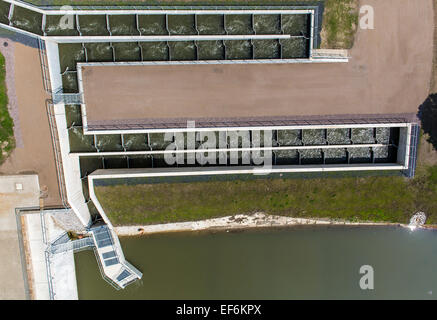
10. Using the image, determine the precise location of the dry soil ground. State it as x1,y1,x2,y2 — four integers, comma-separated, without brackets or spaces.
0,40,61,207
83,0,433,128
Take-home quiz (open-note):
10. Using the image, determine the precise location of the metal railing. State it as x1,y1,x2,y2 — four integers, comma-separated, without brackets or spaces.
404,124,420,178
46,101,70,208
50,236,94,254
52,91,83,104
37,38,51,93
86,116,412,132
8,0,320,13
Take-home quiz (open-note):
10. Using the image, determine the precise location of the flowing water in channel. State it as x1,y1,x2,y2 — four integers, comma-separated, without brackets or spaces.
168,15,197,35
138,15,168,35
45,15,80,36
11,6,42,35
78,15,109,36
75,226,437,299
0,1,10,25
108,15,139,36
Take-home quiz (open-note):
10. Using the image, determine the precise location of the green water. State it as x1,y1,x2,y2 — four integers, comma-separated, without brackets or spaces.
113,42,141,61
123,134,149,151
62,72,79,93
197,40,224,60
281,14,309,37
95,134,123,152
109,15,139,36
138,15,167,35
84,43,113,62
0,1,10,25
58,44,85,72
168,15,197,35
65,104,82,127
253,39,280,59
75,226,437,299
11,6,42,35
225,14,253,35
68,127,95,152
140,42,169,61
128,155,153,168
253,14,280,34
281,38,308,59
78,15,109,36
45,15,79,36
104,156,129,169
225,40,252,60
197,15,225,35
79,157,103,177
169,41,196,60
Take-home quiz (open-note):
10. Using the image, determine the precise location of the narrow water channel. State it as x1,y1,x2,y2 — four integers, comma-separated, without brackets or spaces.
75,226,437,299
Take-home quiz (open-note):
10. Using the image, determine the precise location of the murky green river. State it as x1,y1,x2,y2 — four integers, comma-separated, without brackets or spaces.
75,226,437,299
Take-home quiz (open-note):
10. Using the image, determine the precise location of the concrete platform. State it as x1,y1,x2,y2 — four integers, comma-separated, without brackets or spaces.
0,175,39,300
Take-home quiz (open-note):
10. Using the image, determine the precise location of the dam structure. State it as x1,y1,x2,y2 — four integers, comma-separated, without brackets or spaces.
0,0,420,292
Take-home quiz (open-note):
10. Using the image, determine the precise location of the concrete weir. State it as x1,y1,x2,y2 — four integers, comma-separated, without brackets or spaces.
0,0,424,297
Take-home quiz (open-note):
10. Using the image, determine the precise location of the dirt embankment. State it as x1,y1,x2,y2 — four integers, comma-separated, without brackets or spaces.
0,40,61,207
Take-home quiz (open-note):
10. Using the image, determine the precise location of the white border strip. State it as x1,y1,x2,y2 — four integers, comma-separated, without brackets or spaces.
89,163,406,181
2,0,314,15
71,143,389,157
46,34,294,43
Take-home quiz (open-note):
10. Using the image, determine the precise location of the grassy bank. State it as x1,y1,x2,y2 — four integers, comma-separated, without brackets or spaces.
0,51,14,164
95,163,437,226
320,0,359,49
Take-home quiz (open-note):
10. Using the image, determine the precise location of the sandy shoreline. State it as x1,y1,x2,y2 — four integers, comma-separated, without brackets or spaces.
114,213,413,236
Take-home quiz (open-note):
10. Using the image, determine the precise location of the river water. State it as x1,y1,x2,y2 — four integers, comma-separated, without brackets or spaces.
75,225,437,299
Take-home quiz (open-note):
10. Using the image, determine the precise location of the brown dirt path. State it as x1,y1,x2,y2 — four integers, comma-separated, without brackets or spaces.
0,41,61,207
83,0,433,125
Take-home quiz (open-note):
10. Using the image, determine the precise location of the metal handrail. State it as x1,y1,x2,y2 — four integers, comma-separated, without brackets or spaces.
37,38,51,93
46,101,70,208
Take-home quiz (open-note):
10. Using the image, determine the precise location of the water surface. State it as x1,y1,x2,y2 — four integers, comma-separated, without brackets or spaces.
75,226,437,299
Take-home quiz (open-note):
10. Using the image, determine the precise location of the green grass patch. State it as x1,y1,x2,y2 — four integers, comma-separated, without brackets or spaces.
94,164,437,226
320,0,358,49
0,51,14,164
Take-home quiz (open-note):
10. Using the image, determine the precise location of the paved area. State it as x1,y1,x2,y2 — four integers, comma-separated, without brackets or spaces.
83,0,433,125
43,211,78,300
0,40,61,207
22,213,49,300
0,175,39,300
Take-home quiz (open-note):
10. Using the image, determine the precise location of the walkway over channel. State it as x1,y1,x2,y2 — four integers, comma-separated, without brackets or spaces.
49,225,142,289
